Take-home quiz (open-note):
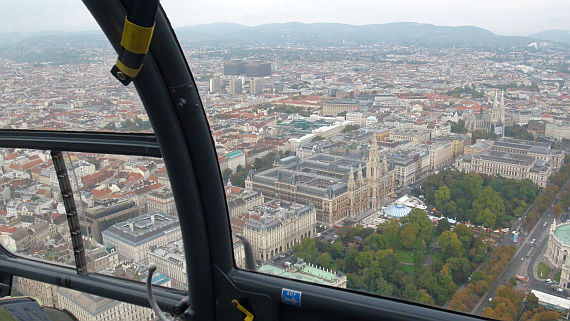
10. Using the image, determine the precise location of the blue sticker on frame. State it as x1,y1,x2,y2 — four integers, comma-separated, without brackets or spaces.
281,288,302,307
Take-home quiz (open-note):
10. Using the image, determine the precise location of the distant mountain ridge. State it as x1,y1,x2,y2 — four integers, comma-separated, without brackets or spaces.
174,22,535,48
529,29,570,44
1,22,568,61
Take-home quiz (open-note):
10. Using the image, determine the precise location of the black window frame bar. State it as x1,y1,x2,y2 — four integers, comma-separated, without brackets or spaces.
0,130,161,157
51,150,87,274
0,133,184,312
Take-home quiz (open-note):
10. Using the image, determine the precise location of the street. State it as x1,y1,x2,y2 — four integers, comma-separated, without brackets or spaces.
473,178,570,316
473,210,554,315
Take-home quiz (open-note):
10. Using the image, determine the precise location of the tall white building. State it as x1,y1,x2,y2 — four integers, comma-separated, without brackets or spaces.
209,77,221,93
228,79,242,95
250,78,264,95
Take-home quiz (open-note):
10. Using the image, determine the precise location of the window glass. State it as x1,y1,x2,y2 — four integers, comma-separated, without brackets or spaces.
0,148,74,267
164,1,570,319
0,1,151,133
64,152,245,289
12,276,157,320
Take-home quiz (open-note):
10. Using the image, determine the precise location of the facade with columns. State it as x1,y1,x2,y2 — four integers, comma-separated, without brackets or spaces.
548,221,570,291
546,220,570,268
241,200,316,262
245,139,397,224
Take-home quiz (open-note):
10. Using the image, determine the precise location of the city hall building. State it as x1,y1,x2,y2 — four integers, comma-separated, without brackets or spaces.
245,140,397,224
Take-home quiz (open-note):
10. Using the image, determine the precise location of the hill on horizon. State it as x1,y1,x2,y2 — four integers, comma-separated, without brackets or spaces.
1,21,567,62
529,29,570,44
174,22,536,48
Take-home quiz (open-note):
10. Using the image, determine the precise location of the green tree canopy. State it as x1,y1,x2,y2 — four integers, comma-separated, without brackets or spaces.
438,231,463,259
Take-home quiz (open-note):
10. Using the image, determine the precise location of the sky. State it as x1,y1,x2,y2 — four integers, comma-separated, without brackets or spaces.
1,0,569,36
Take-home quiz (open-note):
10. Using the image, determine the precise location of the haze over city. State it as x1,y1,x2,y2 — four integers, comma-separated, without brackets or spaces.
1,0,570,35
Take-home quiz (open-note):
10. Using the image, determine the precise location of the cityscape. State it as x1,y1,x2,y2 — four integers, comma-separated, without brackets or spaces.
0,20,570,321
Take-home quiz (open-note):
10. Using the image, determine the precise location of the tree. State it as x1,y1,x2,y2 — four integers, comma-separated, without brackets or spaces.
355,251,375,269
453,224,473,249
473,186,505,228
400,226,417,250
450,120,468,134
526,292,538,310
438,231,463,258
363,233,386,252
222,168,232,184
375,249,399,275
86,157,101,170
443,257,470,284
293,238,318,262
475,209,497,228
402,208,434,243
317,252,333,268
342,125,360,133
375,277,395,297
436,218,452,236
230,169,249,187
552,204,563,217
330,240,345,259
312,136,325,142
434,185,451,207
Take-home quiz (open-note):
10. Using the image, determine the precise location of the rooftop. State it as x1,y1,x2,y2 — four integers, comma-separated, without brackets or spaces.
384,204,412,218
555,224,570,246
258,262,345,287
102,212,179,247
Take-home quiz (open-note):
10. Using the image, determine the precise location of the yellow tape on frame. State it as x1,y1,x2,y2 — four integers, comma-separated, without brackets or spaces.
121,18,155,54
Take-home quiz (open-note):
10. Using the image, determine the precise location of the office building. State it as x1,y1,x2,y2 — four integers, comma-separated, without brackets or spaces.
228,79,242,95
244,62,271,77
209,77,221,93
102,212,181,264
223,61,245,76
250,78,264,95
146,188,176,215
322,99,359,116
234,200,316,262
81,199,141,243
